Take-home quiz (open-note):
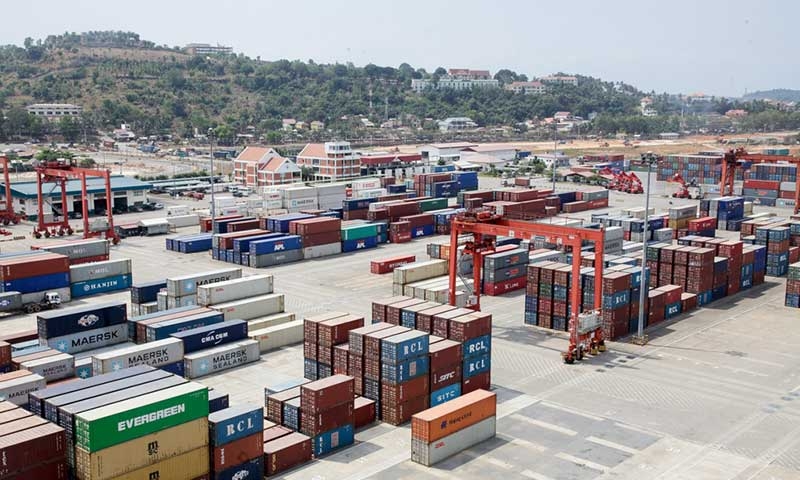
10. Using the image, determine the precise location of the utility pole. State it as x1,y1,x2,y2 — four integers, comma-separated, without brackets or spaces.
552,121,558,191
633,151,658,345
208,128,216,225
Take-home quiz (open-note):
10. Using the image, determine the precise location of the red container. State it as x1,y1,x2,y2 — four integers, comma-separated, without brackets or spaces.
429,340,461,371
416,305,457,334
302,231,341,247
263,426,293,443
538,298,553,315
602,272,631,292
318,315,364,347
659,285,683,304
688,247,715,266
0,423,66,476
303,311,348,344
266,388,301,424
602,318,629,340
718,241,744,259
0,253,69,281
318,347,334,367
484,277,526,296
343,209,369,221
370,255,416,274
381,394,429,426
681,293,698,312
263,432,313,476
226,219,261,233
217,229,267,250
300,375,354,414
382,375,429,406
462,371,491,394
303,340,317,361
744,179,781,190
386,203,421,220
348,352,364,375
290,217,342,236
364,356,381,381
213,430,263,471
432,308,473,338
371,297,410,324
462,191,495,202
386,299,427,325
0,341,10,368
464,198,483,209
389,221,411,233
5,459,68,480
364,326,409,359
398,214,435,229
300,400,354,437
587,198,609,209
602,305,629,324
333,344,350,375
688,217,716,232
389,232,412,243
354,397,377,429
430,363,461,391
0,330,38,343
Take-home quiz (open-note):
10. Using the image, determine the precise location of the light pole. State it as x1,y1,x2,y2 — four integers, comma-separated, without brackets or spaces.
208,128,216,224
634,151,658,345
552,121,557,191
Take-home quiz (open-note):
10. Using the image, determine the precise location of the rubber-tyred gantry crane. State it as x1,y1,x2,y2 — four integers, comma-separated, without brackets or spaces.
447,209,607,363
721,147,800,214
0,156,25,226
33,158,119,243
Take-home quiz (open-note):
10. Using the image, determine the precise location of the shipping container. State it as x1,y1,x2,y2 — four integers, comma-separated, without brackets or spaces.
0,373,46,406
213,456,264,480
69,258,132,283
301,375,354,414
37,302,127,340
32,238,110,260
19,353,74,382
167,268,243,297
412,415,496,466
211,293,284,321
263,432,313,476
0,423,66,475
145,310,225,342
212,430,263,472
312,423,354,457
411,389,496,443
71,273,133,298
300,400,354,437
249,320,303,352
184,339,260,379
170,319,248,354
106,446,209,480
92,338,184,375
197,274,274,306
209,404,264,447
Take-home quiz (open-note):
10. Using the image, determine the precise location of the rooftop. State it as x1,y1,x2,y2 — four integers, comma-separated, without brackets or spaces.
4,176,152,199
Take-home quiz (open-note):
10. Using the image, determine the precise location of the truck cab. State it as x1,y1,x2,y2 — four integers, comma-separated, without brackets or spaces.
44,292,62,307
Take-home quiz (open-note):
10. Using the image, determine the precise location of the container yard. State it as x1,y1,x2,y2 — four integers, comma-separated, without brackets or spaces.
0,171,797,480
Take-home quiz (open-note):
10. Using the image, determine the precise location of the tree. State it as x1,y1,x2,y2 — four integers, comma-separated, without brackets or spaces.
58,116,80,142
213,124,234,144
35,148,73,162
77,157,96,168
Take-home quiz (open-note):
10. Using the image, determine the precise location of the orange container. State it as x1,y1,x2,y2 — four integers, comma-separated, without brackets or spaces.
411,389,496,443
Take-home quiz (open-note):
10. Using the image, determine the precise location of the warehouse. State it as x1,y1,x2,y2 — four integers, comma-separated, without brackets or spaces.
1,176,152,220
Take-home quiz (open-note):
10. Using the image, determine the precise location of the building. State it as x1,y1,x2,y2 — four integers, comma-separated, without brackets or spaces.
233,147,301,187
659,132,681,140
725,109,748,118
438,117,478,132
411,68,500,93
25,103,82,120
282,119,297,131
640,97,658,117
554,112,572,121
184,43,233,55
505,81,546,95
419,142,478,164
295,141,360,181
460,145,518,162
310,121,325,131
359,151,422,174
0,176,151,220
113,124,136,142
531,152,570,168
688,93,713,103
541,75,578,87
458,152,511,172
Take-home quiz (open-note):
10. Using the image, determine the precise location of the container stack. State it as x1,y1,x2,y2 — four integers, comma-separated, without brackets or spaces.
179,322,259,379
483,247,529,296
347,322,394,396
165,232,213,253
92,337,186,377
164,267,242,310
428,336,463,407
0,371,46,406
786,262,800,308
668,204,698,234
129,280,166,316
211,228,268,262
290,217,342,259
758,225,791,277
300,375,355,456
69,258,133,299
209,404,265,479
399,213,436,239
313,313,364,379
340,222,380,253
31,238,110,265
0,400,67,478
38,302,128,355
450,312,492,394
410,389,496,467
744,164,797,207
303,311,347,381
14,348,74,382
392,259,449,295
709,196,745,231
656,154,725,184
380,330,430,426
0,252,71,304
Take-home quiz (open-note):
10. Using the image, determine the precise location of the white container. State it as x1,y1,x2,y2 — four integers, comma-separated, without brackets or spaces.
92,338,184,375
211,293,285,321
157,291,168,311
137,219,170,235
138,302,159,316
167,268,242,297
20,353,75,382
166,294,197,309
392,260,449,285
780,181,795,192
196,274,274,306
0,373,46,406
302,243,342,259
352,179,382,191
183,339,260,378
167,206,190,217
41,324,129,355
166,214,200,228
284,197,317,210
247,312,295,331
248,320,303,352
69,259,132,283
411,416,496,466
283,186,316,199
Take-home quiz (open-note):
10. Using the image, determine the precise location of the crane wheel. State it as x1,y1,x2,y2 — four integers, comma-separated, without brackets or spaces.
590,341,598,355
12,218,19,225
44,230,51,238
577,346,585,361
2,219,8,226
563,355,575,365
598,341,607,352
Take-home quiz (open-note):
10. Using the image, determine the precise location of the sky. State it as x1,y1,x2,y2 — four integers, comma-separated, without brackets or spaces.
2,0,797,97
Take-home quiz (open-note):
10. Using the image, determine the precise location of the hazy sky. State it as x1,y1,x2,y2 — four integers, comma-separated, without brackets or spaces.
3,1,796,97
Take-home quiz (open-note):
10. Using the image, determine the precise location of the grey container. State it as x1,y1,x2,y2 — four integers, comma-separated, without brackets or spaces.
411,415,496,466
69,259,132,283
166,293,197,309
157,291,168,311
92,337,184,375
0,373,46,406
41,323,128,354
196,274,274,306
0,292,23,312
183,338,260,378
166,267,242,297
39,239,110,259
20,353,75,382
211,293,284,321
249,249,303,268
248,320,303,352
302,243,342,259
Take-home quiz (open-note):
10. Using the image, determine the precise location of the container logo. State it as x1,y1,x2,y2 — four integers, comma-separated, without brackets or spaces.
111,360,124,371
232,470,250,480
273,242,285,251
356,241,366,249
0,299,9,307
78,314,100,327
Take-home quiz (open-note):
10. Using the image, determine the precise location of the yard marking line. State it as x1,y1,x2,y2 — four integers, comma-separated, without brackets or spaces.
555,452,610,473
614,422,660,436
459,449,514,470
520,470,556,480
497,433,548,453
586,436,640,455
511,414,577,436
540,401,605,421
497,394,539,419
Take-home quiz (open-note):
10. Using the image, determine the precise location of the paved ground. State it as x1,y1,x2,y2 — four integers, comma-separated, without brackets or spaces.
1,180,798,480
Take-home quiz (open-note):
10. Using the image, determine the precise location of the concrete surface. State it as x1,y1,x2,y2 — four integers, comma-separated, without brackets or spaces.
0,179,798,480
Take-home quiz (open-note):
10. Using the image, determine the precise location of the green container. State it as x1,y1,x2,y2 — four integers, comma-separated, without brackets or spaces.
75,382,208,452
341,224,379,241
419,198,448,212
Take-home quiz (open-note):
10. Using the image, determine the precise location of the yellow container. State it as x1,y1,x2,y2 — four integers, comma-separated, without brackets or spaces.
106,447,209,480
76,418,209,480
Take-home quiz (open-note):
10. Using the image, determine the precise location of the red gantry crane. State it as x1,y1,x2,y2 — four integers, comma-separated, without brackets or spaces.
447,209,607,363
33,157,119,243
721,148,800,214
0,156,25,227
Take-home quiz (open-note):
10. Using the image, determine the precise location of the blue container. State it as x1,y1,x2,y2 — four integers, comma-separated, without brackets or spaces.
37,302,127,339
159,360,184,377
170,319,248,354
463,353,490,378
233,252,241,264
75,362,92,380
376,232,388,244
232,233,283,253
211,248,220,260
249,235,303,255
128,305,197,341
71,274,132,298
740,272,753,290
146,311,225,341
387,184,407,194
432,181,458,198
2,272,69,294
553,285,568,301
556,191,577,204
524,311,538,325
342,198,376,211
209,404,265,447
130,280,167,304
283,400,300,430
313,424,354,457
381,355,429,385
462,334,491,359
752,246,767,271
214,457,264,480
626,267,648,289
208,390,230,413
524,296,538,311
240,253,250,266
712,285,728,300
165,238,174,251
304,358,318,380
697,290,713,306
665,302,682,318
341,236,378,253
410,224,435,238
786,294,800,308
430,383,461,407
267,213,314,233
381,331,429,363
179,237,213,253
400,310,417,329
602,290,630,309
741,264,753,277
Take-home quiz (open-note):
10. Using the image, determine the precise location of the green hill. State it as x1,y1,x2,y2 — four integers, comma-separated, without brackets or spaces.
743,89,800,103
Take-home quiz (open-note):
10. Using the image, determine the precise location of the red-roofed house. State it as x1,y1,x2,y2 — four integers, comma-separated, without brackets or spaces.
233,147,301,187
295,141,361,181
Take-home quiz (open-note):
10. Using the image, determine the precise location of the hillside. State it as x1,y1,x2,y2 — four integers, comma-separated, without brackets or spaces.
743,89,800,103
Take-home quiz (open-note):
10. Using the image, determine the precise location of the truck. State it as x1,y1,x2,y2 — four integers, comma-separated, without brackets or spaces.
0,291,62,314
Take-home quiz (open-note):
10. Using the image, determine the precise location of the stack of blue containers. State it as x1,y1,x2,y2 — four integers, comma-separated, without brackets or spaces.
711,196,745,231
266,213,314,233
166,232,213,253
248,235,304,268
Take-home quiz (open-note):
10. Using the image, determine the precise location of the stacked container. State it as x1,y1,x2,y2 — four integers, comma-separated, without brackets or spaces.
165,232,213,253
0,400,67,478
0,371,47,406
129,280,166,317
0,252,71,303
38,302,128,355
32,238,110,265
315,314,364,378
69,258,133,299
786,262,800,308
656,154,725,184
380,330,430,425
290,217,342,259
758,225,791,277
709,196,745,231
482,247,529,296
300,375,355,456
347,322,394,396
302,312,349,380
209,404,265,479
668,204,698,233
451,313,492,394
428,337,463,407
165,267,242,309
